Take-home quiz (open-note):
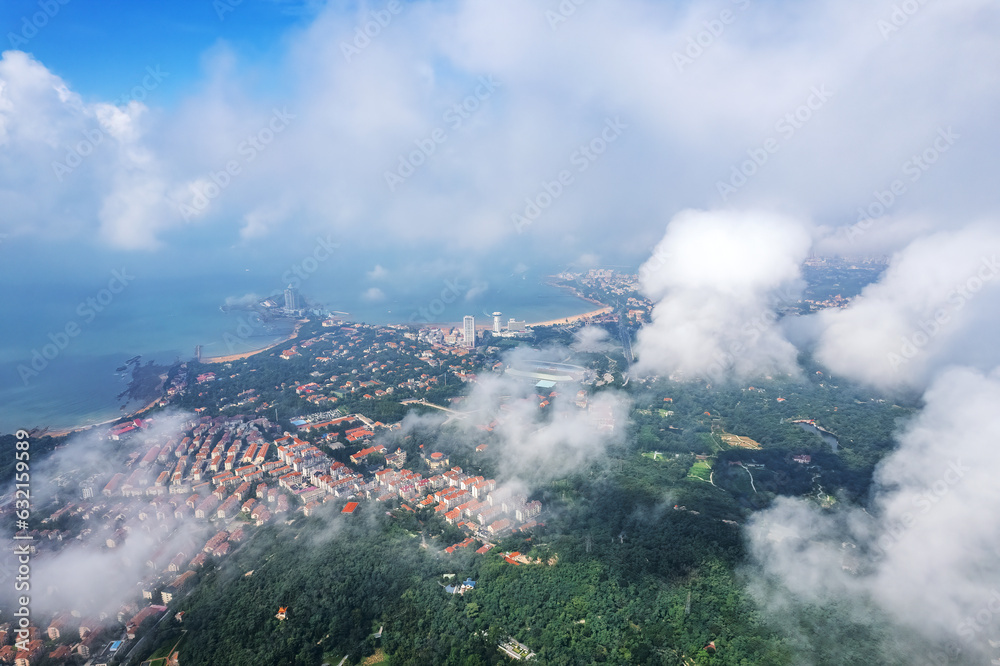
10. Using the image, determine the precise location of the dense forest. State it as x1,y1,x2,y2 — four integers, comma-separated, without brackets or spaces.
137,347,926,665
7,301,934,665
146,477,791,665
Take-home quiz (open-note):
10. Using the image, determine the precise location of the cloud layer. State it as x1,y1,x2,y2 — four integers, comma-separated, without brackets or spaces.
814,225,1000,389
457,344,630,485
0,412,210,618
633,209,811,382
0,0,998,266
746,366,1000,662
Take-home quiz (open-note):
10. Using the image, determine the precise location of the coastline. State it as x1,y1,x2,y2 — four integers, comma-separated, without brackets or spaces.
34,321,307,438
199,320,306,364
415,279,613,330
526,305,614,327
15,279,605,435
529,277,614,326
40,394,164,439
408,303,614,331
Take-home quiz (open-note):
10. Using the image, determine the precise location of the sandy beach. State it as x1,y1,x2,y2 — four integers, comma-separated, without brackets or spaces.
200,320,306,364
417,305,614,331
526,305,614,327
526,278,615,327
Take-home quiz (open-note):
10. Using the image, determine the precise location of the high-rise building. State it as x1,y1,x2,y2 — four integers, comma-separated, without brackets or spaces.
463,315,476,348
284,286,299,312
492,312,503,334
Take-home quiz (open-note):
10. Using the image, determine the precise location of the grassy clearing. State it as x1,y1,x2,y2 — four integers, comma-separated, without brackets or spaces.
688,460,713,481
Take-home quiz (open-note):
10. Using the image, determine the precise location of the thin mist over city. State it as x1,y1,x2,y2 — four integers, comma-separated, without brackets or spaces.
1,1,999,664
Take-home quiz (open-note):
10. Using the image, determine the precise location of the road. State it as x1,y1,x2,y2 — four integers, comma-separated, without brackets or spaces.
616,310,634,365
400,398,460,414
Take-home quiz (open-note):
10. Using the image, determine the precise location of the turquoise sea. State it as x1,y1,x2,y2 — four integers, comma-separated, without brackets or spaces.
0,269,593,433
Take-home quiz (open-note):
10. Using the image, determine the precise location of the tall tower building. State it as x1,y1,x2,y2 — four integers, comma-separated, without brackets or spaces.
492,312,503,334
284,285,299,312
463,315,476,348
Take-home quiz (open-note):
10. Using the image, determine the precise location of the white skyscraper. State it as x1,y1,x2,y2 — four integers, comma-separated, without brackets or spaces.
492,312,503,334
284,285,299,312
463,315,476,348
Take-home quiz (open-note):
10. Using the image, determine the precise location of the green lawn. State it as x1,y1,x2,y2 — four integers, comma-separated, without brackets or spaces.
688,459,713,481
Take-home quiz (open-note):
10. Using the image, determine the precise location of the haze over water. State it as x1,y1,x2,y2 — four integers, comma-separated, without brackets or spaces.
0,269,592,433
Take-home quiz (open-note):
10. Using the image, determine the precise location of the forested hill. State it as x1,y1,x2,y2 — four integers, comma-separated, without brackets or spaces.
137,330,924,665
148,479,791,666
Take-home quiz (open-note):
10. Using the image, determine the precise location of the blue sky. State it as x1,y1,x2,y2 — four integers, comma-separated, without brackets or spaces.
2,0,316,104
1,0,998,306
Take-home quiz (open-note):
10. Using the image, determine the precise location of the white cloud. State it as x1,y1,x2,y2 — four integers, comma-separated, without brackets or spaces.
0,51,171,249
456,345,630,486
814,224,1000,390
0,412,207,617
747,366,1000,661
571,325,615,353
0,0,997,260
633,209,812,382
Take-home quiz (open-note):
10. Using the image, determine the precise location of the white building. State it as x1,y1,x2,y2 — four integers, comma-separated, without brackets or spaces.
463,315,476,348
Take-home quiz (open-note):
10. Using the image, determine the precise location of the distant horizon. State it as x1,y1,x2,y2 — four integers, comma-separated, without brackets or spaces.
3,1,1000,661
